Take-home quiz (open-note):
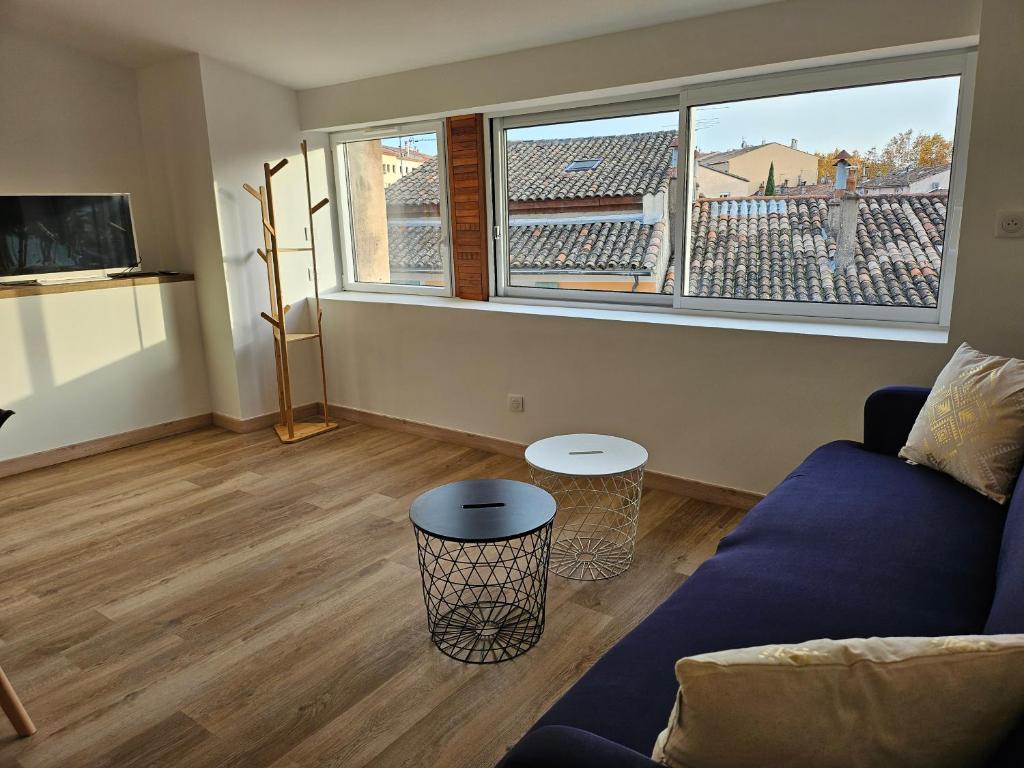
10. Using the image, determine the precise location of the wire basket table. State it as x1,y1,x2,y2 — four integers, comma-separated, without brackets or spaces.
526,434,648,580
410,479,555,664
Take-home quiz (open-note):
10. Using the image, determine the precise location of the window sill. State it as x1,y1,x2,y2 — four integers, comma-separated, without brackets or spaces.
319,291,950,344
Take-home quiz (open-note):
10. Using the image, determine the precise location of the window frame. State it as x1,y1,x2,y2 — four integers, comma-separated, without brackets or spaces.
491,96,679,307
330,119,453,297
488,50,975,327
674,50,975,326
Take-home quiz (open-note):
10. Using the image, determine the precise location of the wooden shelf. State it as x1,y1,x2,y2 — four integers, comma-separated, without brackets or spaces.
284,332,319,343
0,273,194,300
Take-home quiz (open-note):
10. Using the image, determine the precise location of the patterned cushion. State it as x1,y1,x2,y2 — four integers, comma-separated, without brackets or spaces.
652,635,1024,768
899,343,1024,503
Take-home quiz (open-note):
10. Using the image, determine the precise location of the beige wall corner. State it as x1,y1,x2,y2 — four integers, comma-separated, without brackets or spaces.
198,55,339,422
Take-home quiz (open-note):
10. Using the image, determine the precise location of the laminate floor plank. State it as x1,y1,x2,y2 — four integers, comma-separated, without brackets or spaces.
0,420,744,767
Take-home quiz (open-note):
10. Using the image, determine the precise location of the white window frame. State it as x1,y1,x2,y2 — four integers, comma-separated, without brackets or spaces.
489,49,975,327
492,97,679,307
675,50,975,326
330,119,453,297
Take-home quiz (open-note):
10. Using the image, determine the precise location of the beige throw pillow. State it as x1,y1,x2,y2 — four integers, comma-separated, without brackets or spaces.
899,343,1024,503
652,635,1024,768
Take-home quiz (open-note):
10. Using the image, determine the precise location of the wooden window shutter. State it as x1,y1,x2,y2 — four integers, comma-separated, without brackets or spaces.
445,114,489,300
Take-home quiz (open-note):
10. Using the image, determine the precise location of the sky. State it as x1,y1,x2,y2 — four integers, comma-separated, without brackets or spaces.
373,76,960,161
507,76,961,156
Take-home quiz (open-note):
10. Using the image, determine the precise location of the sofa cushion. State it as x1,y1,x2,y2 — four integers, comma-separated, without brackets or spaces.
652,635,1024,768
985,470,1024,634
532,440,1006,755
899,343,1024,503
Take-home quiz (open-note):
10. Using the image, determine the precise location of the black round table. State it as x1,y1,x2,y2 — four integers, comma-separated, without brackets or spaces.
410,479,556,664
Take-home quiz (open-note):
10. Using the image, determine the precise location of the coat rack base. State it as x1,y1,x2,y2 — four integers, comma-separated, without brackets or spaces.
274,421,339,444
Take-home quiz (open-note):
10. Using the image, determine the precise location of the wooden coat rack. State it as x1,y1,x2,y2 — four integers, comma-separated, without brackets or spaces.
244,140,337,444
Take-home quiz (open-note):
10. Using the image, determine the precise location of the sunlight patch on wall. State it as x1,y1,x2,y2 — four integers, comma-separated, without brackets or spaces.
0,301,36,403
43,287,167,387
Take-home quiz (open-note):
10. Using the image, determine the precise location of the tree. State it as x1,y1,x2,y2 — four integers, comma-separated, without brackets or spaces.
913,132,953,167
882,129,915,171
764,161,776,195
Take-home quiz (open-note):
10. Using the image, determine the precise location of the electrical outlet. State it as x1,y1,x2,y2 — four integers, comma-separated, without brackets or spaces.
507,394,525,413
996,210,1024,238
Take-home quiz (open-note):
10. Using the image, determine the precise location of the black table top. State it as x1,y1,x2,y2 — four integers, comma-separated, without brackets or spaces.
409,479,555,542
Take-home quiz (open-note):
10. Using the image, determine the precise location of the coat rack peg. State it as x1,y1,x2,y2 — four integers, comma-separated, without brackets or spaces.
311,198,329,215
243,183,262,201
260,311,280,328
268,158,288,176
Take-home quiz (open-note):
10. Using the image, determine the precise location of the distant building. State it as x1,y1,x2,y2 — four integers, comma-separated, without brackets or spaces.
862,164,951,195
694,162,750,198
699,139,818,195
381,144,432,188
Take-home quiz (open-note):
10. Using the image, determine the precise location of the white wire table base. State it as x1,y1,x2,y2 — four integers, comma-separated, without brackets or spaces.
528,466,644,580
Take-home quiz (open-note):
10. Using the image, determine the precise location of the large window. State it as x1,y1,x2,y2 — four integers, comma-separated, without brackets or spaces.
331,121,451,294
492,99,679,304
491,51,974,325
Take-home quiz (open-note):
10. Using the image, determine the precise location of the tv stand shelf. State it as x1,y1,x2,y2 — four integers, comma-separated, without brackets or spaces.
0,273,193,300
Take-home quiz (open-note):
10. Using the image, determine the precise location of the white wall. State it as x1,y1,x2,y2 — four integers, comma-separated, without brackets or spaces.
1,31,212,461
0,282,211,461
315,0,1024,495
136,55,242,418
0,28,161,267
198,56,340,418
299,0,980,130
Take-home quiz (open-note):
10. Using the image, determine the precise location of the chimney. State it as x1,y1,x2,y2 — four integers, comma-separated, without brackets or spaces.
828,151,859,273
833,150,853,194
790,138,798,149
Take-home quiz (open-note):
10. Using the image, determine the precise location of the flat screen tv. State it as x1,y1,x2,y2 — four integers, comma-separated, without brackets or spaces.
0,194,138,278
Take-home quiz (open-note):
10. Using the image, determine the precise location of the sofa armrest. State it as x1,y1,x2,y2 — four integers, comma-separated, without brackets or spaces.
863,386,930,456
496,726,659,768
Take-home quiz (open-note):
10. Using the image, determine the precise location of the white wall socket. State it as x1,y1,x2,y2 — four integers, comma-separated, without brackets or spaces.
996,210,1024,238
507,394,525,413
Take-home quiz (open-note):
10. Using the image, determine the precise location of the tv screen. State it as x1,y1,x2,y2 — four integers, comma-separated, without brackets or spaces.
0,195,138,277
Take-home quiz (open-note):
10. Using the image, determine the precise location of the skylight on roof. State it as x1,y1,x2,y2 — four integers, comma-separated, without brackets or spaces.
564,159,602,172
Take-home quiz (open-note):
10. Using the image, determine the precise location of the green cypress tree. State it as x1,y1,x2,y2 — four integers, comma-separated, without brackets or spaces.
764,162,776,195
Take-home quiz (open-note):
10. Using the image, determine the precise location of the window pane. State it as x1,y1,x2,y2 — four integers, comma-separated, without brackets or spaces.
339,132,445,288
503,111,678,294
681,77,960,308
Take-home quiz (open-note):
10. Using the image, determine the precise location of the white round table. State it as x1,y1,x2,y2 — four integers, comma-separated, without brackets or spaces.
525,434,648,580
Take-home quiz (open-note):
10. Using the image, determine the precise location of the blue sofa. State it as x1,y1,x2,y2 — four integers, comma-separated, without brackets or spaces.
498,387,1024,767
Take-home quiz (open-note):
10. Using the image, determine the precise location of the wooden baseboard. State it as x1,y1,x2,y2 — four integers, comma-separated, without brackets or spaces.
327,404,763,510
0,413,213,480
212,403,320,434
0,401,764,510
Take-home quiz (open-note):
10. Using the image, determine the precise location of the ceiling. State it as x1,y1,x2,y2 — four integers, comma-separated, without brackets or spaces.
3,0,780,90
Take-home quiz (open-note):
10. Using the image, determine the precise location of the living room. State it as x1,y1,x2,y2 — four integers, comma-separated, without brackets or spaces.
1,0,1023,765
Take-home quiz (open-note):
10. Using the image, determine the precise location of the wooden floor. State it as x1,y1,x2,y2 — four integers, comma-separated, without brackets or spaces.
0,421,744,768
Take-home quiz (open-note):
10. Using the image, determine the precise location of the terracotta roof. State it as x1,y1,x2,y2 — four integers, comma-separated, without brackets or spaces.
381,144,432,163
386,218,666,275
386,223,443,272
701,141,812,166
386,131,677,207
384,161,441,207
663,193,946,307
863,163,951,189
774,182,833,197
509,219,665,273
